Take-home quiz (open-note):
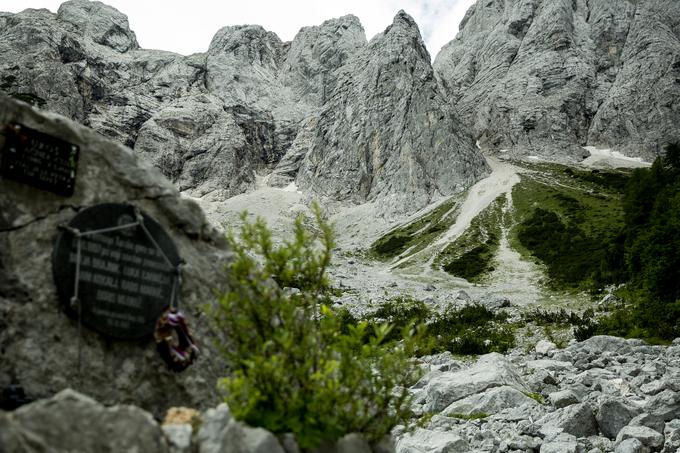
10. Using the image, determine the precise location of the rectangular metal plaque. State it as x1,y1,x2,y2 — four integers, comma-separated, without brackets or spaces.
0,122,79,197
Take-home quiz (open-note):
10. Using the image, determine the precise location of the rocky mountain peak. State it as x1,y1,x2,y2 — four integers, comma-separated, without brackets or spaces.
293,10,489,214
434,0,680,161
207,24,284,68
281,15,366,109
0,0,490,210
56,0,138,52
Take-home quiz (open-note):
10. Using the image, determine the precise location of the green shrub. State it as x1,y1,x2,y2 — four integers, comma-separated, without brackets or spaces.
429,304,514,355
355,300,514,356
208,206,422,449
442,242,496,281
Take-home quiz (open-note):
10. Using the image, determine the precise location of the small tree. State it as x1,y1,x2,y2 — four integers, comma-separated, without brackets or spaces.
208,205,422,449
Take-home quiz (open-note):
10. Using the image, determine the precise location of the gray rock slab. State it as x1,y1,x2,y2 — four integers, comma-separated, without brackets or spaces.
596,397,642,439
548,390,580,409
615,438,645,453
442,385,538,416
615,425,664,450
538,403,598,439
396,428,469,453
3,389,168,452
424,353,526,412
539,433,582,453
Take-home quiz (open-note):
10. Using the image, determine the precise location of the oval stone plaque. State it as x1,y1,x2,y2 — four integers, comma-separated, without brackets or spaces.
52,203,181,339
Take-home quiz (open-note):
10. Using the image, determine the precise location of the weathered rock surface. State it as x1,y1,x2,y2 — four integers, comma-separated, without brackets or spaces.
424,352,526,412
0,3,486,210
404,336,680,453
0,389,168,452
548,389,579,408
0,96,231,415
435,0,680,161
197,404,285,453
441,385,538,416
57,0,139,52
597,397,642,439
134,95,264,200
616,425,665,451
0,389,393,453
296,11,489,213
538,402,598,438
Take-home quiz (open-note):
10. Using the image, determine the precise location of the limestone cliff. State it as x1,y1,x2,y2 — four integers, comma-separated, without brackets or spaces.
434,0,680,160
0,1,487,208
294,12,489,213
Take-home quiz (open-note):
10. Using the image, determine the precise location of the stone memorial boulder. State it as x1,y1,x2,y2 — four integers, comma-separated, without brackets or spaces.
0,96,232,415
0,389,168,453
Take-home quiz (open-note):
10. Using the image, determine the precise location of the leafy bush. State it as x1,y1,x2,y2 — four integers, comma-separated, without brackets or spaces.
428,304,514,355
522,308,594,326
208,206,422,448
370,296,431,337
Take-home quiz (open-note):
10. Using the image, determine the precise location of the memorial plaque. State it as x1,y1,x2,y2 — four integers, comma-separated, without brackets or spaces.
0,123,79,196
52,204,182,339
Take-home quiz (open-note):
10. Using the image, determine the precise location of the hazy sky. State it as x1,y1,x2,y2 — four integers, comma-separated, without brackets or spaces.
2,0,476,59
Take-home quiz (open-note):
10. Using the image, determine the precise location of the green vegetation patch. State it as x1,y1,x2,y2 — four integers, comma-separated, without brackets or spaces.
522,307,595,326
370,199,457,260
510,165,629,291
523,392,545,405
515,146,680,342
436,195,505,283
344,297,515,356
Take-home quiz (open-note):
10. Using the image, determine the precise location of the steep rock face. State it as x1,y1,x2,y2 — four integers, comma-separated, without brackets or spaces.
0,1,484,208
56,0,139,52
588,0,680,156
0,8,85,120
0,1,205,148
280,15,367,110
206,25,290,117
435,0,680,160
0,96,232,415
295,12,489,212
134,95,255,200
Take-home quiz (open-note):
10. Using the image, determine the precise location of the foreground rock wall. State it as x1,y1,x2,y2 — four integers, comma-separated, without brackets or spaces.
0,389,394,453
0,96,232,415
435,0,680,160
2,336,678,453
